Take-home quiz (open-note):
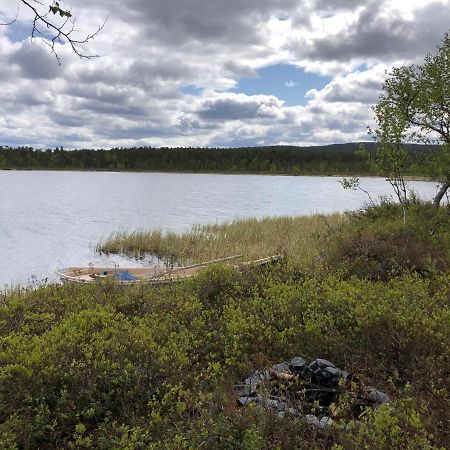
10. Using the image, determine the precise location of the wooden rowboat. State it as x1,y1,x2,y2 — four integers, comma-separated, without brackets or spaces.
56,254,282,285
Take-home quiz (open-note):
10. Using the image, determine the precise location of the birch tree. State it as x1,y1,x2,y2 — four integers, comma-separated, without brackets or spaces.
374,31,450,207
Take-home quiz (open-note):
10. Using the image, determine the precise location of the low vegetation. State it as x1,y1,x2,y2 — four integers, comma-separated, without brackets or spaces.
1,201,450,448
326,200,450,280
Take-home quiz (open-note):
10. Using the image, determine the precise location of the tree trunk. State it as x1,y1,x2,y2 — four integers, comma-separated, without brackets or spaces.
433,182,450,207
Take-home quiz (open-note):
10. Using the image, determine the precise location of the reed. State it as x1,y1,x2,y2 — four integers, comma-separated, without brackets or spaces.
96,213,346,267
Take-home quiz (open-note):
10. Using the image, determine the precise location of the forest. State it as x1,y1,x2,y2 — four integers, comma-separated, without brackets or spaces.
0,142,431,176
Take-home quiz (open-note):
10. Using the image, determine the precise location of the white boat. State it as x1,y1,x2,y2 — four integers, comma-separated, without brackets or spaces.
56,254,282,285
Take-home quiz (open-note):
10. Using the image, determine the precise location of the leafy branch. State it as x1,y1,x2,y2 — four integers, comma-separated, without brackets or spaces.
1,1,107,64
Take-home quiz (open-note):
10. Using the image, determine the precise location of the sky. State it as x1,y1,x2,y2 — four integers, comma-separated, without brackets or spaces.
0,0,449,149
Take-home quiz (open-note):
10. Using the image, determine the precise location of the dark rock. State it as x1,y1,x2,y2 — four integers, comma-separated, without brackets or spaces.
309,358,335,372
322,367,348,386
237,356,389,427
289,356,307,373
299,365,313,380
304,386,339,407
319,366,339,383
289,356,313,380
309,359,348,387
324,366,341,377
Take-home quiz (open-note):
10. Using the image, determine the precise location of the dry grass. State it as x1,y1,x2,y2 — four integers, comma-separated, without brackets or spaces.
97,214,346,267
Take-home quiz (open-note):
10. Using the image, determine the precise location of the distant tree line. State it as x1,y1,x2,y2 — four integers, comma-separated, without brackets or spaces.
0,143,430,176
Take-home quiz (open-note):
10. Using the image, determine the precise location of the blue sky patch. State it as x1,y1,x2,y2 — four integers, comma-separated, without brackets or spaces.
5,21,32,43
354,63,370,72
233,63,332,106
6,20,58,43
180,85,204,96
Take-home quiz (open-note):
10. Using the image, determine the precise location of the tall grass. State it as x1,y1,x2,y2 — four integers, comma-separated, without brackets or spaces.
97,214,346,267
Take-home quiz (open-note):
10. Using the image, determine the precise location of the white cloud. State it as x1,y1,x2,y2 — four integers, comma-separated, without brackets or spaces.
0,0,449,148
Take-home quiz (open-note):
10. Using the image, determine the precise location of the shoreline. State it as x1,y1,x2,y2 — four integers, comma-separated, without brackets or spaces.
0,167,431,181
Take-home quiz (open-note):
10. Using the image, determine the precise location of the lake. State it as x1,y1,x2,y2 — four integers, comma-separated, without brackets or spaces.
0,170,440,287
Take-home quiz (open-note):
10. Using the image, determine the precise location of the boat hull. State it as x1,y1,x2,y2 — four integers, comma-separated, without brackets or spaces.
56,255,282,285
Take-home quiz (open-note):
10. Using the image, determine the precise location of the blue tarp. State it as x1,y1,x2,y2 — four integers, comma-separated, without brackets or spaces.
115,270,137,282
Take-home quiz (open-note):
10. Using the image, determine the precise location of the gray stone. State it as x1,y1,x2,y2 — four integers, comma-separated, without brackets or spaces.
244,371,264,391
363,387,390,404
237,394,262,407
238,385,256,397
272,362,290,374
265,398,287,412
290,357,313,380
321,366,348,386
305,414,334,428
305,414,321,426
286,407,300,417
237,356,389,425
264,397,300,419
319,416,334,427
324,366,341,377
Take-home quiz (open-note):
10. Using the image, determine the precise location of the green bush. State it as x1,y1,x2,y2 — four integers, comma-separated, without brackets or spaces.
326,202,450,280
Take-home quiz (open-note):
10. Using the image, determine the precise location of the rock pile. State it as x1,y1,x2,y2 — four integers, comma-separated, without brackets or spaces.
236,357,389,426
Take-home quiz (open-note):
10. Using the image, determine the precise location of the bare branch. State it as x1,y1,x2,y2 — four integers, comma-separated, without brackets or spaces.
0,7,19,25
5,1,107,63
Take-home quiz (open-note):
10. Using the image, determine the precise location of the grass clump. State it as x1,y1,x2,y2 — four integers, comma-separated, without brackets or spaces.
97,214,345,268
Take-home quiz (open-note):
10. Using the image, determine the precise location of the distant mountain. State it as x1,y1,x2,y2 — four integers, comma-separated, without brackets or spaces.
243,142,433,153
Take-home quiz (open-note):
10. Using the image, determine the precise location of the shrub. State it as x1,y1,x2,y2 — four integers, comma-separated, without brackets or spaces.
326,202,450,280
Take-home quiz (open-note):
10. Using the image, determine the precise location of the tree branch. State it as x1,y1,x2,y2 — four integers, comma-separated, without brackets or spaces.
0,7,19,25
4,1,107,64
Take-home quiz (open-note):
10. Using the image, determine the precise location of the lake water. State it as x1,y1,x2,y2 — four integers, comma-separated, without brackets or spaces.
0,170,440,287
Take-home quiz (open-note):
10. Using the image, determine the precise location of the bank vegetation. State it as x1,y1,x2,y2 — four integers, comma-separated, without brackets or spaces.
1,201,450,448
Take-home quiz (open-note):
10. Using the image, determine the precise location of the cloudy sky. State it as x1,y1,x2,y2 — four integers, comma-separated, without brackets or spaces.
1,0,449,149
